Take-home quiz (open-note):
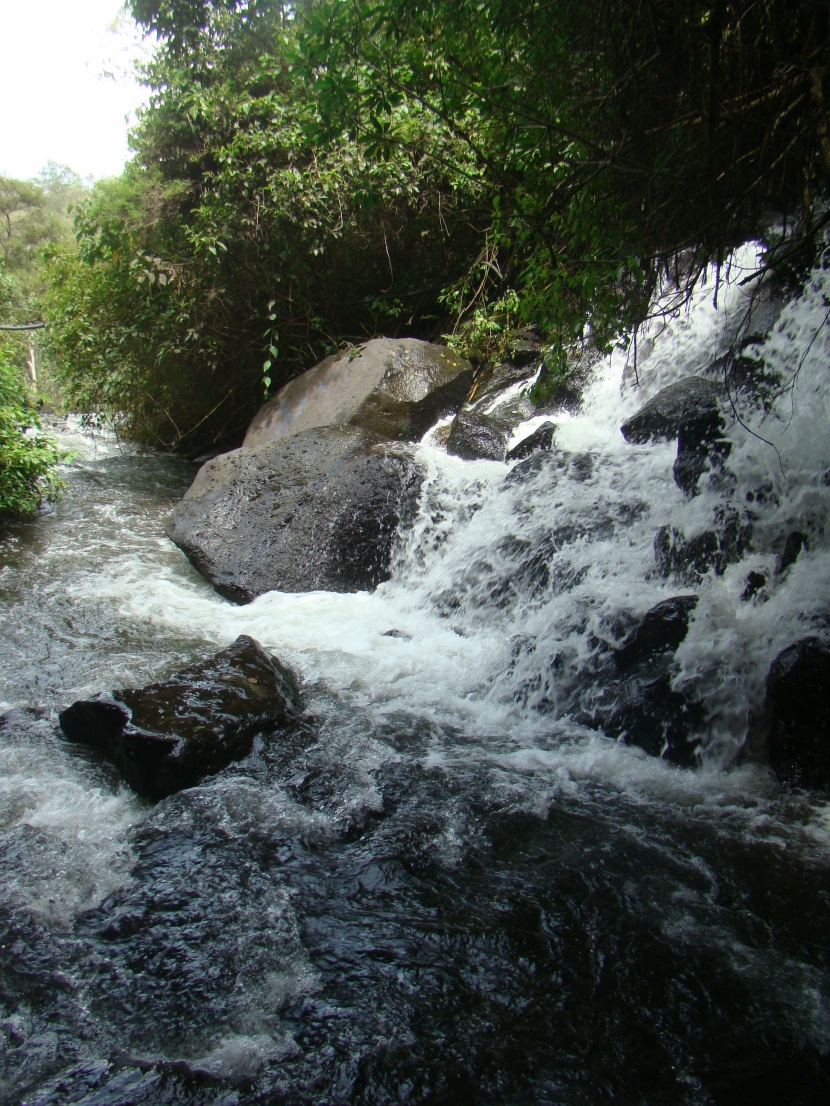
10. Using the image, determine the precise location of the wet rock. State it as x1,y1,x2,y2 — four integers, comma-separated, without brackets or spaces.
506,422,556,462
614,596,699,671
766,637,830,788
589,673,704,766
243,338,474,448
672,427,732,497
502,449,557,488
654,507,751,581
446,408,507,461
621,377,722,446
167,426,424,602
59,636,303,800
775,530,808,576
444,353,542,462
505,327,543,365
741,571,767,602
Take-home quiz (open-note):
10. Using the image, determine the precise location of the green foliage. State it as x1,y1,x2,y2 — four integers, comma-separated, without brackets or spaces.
43,3,483,449
41,0,830,447
0,338,62,518
295,0,830,362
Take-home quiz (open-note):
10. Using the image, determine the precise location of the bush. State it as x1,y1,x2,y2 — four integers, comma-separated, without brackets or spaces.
0,339,62,517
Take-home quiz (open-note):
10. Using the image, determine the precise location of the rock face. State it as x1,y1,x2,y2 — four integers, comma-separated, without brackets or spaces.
766,637,830,788
167,426,424,602
622,376,730,496
59,636,302,800
243,338,475,448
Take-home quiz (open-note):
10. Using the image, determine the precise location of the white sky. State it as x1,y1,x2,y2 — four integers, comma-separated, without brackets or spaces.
0,0,150,182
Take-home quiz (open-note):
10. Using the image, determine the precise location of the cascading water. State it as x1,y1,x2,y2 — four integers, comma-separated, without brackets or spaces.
1,245,829,1105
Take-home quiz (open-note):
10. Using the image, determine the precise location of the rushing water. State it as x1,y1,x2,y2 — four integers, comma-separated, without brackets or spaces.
1,248,830,1105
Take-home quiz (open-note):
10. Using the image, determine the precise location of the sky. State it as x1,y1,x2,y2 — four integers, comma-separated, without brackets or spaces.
0,0,150,182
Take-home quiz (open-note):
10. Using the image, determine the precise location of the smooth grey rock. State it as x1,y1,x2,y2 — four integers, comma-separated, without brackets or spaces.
59,636,303,800
167,426,424,602
243,338,474,448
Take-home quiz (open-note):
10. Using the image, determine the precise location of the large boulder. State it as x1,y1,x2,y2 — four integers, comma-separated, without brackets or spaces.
167,426,424,602
766,637,830,788
243,337,475,448
59,636,303,800
620,377,722,445
622,376,730,497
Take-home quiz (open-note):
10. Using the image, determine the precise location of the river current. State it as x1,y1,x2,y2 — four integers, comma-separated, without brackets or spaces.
1,247,829,1104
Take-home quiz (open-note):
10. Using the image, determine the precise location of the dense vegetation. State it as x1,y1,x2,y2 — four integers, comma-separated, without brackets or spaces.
0,167,82,516
35,0,830,452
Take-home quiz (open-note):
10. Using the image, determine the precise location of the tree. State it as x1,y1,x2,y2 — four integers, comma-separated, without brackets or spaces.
294,0,830,355
45,1,483,450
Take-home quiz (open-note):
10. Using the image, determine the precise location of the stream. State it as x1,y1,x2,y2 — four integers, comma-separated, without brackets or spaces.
1,247,830,1105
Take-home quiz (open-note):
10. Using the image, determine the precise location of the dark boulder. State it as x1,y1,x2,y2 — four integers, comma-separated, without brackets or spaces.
587,673,704,766
766,637,830,788
243,338,474,448
166,426,425,602
622,377,731,497
506,422,556,462
654,507,751,582
741,571,767,602
59,636,303,800
446,408,507,461
673,427,732,497
621,377,723,446
615,595,699,671
775,530,808,576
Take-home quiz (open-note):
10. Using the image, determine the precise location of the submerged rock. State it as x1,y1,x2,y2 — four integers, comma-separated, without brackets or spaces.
766,637,830,788
578,595,705,765
59,636,302,800
597,672,704,766
243,337,474,448
167,426,424,602
774,530,808,576
654,507,751,582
